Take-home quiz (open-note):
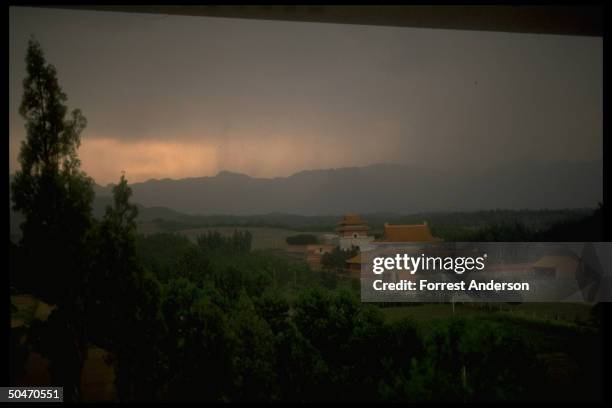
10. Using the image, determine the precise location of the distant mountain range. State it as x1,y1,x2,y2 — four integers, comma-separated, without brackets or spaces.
10,161,601,240
92,161,602,216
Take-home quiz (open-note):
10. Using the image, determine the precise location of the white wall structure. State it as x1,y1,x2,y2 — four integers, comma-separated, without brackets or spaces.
335,214,374,251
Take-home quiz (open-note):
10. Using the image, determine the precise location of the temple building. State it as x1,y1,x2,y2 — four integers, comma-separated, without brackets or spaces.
336,213,374,251
344,221,442,275
377,222,442,243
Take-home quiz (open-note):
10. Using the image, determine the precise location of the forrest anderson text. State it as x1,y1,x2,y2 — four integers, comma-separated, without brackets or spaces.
372,280,530,291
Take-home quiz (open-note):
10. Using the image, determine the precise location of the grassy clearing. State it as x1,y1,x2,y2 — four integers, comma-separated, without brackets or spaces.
11,295,55,328
81,346,117,402
507,302,592,323
379,302,596,337
380,302,592,323
175,226,325,250
380,304,484,329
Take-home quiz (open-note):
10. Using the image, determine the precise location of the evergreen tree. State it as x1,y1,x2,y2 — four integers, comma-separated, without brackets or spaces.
11,37,94,305
87,174,140,347
10,37,94,402
88,174,162,400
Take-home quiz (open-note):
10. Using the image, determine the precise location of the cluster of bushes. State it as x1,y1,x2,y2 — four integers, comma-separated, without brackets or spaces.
430,205,603,242
286,234,319,245
114,233,600,402
321,246,358,270
196,229,252,253
147,209,594,237
98,248,599,401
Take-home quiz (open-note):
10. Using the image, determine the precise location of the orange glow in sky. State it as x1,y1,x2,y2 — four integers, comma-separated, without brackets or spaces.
78,138,220,184
9,130,390,185
74,135,369,184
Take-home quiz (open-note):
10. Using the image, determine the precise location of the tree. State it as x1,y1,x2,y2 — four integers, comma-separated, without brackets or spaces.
10,37,94,402
11,37,94,305
228,293,278,401
286,234,319,245
196,229,252,253
87,174,164,401
87,174,139,345
321,246,358,271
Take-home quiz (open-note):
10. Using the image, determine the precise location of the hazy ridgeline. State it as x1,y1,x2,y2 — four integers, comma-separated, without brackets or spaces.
9,179,600,242
87,161,602,216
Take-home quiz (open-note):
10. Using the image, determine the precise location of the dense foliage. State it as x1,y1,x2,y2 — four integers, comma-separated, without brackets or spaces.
197,229,252,253
321,246,358,270
286,234,319,245
126,208,596,235
431,204,603,242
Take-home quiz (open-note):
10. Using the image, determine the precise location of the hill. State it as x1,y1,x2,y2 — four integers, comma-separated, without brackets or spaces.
96,161,602,216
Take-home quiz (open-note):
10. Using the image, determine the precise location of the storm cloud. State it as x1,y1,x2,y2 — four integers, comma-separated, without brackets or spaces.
9,7,602,184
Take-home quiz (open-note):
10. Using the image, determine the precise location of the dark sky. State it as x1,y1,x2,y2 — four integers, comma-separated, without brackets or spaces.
9,6,602,184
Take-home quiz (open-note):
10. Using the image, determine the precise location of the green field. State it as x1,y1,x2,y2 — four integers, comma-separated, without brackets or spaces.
171,226,325,250
381,302,593,326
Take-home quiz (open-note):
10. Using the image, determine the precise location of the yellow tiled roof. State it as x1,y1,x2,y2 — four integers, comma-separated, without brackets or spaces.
337,213,367,226
378,223,441,243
